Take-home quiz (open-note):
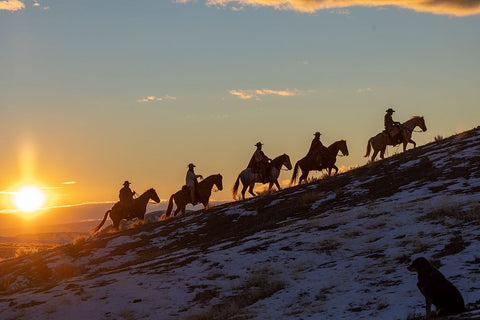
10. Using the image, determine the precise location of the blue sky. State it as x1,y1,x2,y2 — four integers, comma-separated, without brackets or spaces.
1,0,479,209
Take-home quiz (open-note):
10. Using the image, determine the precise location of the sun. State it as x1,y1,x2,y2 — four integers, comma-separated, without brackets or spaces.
13,186,46,213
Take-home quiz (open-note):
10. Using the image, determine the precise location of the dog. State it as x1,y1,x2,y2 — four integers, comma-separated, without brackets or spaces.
408,257,465,318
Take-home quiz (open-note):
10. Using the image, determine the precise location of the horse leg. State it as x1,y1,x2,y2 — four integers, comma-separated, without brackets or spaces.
241,183,248,200
299,170,309,184
203,201,210,210
371,149,379,161
380,147,386,159
248,183,255,197
174,204,182,216
409,139,416,149
113,217,120,231
274,180,281,191
333,165,338,175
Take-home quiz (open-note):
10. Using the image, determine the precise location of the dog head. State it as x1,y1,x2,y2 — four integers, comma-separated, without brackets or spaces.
408,257,433,274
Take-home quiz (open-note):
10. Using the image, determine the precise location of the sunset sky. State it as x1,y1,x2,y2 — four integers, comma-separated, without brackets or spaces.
1,0,479,213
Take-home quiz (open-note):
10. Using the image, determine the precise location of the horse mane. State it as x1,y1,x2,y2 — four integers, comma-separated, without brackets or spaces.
199,174,222,186
271,154,286,165
136,188,155,199
328,140,344,148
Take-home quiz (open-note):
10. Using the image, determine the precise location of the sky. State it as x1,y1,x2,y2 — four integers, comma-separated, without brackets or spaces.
1,0,479,213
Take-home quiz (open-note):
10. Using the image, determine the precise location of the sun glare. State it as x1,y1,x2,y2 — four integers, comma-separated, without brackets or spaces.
13,186,46,213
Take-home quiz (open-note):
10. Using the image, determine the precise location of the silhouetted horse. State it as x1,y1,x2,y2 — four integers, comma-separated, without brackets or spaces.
163,174,223,218
233,154,292,200
291,140,349,185
365,116,427,161
92,188,160,233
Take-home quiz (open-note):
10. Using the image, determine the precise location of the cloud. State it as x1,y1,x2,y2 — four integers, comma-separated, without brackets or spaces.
138,95,177,103
0,0,25,11
202,0,480,16
32,0,49,9
229,88,301,100
356,87,373,93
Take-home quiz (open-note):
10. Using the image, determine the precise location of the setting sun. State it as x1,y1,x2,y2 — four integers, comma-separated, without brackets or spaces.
13,186,46,213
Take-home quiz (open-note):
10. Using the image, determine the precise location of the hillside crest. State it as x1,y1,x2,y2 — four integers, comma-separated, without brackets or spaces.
1,127,480,320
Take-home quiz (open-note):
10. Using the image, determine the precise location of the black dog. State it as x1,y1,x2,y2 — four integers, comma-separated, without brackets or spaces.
408,257,465,317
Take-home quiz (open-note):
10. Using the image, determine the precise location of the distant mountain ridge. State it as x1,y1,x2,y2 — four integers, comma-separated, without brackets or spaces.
1,127,480,320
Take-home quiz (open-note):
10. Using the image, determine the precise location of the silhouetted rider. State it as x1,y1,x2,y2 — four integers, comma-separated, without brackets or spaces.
306,131,328,166
385,108,401,143
247,142,271,183
186,163,203,204
119,180,136,216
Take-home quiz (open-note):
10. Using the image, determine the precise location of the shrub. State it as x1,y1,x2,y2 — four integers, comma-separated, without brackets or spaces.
434,135,443,142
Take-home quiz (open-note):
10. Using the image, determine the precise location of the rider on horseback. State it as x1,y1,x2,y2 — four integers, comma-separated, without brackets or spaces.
186,163,203,204
307,132,329,165
384,108,402,144
119,180,136,217
247,142,272,183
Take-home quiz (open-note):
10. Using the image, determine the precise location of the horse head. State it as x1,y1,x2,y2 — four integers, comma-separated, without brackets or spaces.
419,116,427,132
282,154,293,170
214,174,223,191
147,188,161,203
339,140,349,156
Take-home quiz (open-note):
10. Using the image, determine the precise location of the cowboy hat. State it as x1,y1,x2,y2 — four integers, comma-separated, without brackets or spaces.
123,181,131,186
386,108,395,113
255,142,263,147
314,132,322,136
188,163,196,168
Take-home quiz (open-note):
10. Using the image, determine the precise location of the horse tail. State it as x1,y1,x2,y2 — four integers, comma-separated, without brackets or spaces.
164,194,174,218
232,175,240,200
290,161,300,186
91,210,111,234
365,137,373,157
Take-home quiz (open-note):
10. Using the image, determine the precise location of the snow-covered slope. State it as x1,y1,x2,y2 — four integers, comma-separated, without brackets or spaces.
1,128,480,320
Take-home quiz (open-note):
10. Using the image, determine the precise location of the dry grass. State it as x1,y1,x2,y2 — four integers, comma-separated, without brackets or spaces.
298,191,323,205
419,203,480,223
255,188,276,197
14,246,41,258
73,235,89,246
434,135,444,142
186,266,285,320
52,262,88,280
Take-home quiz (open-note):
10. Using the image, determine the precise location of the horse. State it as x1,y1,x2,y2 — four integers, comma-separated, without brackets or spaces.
232,154,292,200
92,188,160,233
365,116,427,161
290,140,349,185
163,174,223,218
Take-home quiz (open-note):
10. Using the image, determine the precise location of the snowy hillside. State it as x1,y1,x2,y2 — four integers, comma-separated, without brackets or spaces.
1,128,480,320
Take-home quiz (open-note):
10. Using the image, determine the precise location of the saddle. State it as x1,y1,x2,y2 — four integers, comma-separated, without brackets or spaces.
384,126,404,145
182,185,200,204
116,201,135,218
250,166,270,183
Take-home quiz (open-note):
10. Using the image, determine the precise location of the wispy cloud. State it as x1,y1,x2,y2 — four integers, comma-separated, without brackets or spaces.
0,0,25,11
138,95,177,103
200,0,480,17
356,87,373,94
33,0,49,10
229,88,301,100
